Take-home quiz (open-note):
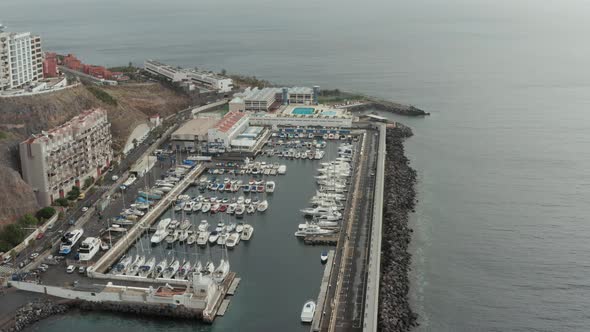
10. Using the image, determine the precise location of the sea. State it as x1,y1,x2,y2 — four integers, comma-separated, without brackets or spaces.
4,0,590,331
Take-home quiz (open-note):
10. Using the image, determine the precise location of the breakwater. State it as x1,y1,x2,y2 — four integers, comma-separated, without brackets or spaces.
349,100,429,116
1,299,71,332
378,126,418,331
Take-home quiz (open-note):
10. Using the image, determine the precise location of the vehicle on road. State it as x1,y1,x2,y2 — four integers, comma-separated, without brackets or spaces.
36,232,44,239
29,252,39,260
112,175,119,181
78,266,86,274
2,256,12,264
82,207,89,212
66,265,75,273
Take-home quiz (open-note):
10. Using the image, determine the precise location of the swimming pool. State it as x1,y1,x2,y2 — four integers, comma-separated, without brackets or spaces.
321,110,337,116
291,107,315,115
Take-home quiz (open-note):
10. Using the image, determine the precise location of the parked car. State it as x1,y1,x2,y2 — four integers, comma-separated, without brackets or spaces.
111,175,119,181
36,232,44,240
2,256,12,265
29,252,39,260
81,207,89,212
66,265,75,273
78,266,86,274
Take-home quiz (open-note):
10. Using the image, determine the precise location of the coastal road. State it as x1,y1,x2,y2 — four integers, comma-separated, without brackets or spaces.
321,128,378,332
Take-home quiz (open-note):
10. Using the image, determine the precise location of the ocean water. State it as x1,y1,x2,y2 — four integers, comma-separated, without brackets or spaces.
4,0,590,331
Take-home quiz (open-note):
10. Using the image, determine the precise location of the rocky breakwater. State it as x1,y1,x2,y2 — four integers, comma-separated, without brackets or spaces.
378,126,418,332
350,100,429,116
2,299,72,332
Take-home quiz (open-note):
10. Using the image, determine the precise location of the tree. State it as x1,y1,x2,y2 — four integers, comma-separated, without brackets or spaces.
0,224,26,247
17,214,39,227
54,198,69,207
83,176,95,189
67,186,81,201
36,207,56,220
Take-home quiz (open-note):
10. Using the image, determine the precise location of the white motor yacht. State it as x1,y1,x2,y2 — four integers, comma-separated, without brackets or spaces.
197,231,210,246
257,200,268,212
240,224,254,241
301,300,316,323
208,231,220,244
265,181,276,193
226,232,240,249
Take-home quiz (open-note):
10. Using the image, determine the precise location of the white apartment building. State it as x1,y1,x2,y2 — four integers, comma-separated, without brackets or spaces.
144,60,188,82
144,60,233,92
19,109,113,206
0,28,43,91
230,87,278,112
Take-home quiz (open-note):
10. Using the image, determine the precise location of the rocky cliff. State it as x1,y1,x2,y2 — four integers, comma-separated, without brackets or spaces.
0,83,190,223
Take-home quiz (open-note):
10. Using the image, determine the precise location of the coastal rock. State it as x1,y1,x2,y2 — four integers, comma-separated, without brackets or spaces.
350,101,429,116
378,127,418,332
2,299,71,332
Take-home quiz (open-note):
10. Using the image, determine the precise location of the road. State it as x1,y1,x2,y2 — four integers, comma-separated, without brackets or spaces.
321,128,379,332
11,96,221,269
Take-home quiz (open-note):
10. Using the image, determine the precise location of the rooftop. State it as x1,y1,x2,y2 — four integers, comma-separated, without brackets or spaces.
214,111,247,133
173,117,219,137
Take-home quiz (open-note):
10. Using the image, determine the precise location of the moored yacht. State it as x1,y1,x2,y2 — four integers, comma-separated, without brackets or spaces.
301,300,316,323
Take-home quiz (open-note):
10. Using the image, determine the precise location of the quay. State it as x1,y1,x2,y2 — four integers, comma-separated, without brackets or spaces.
311,250,334,332
304,235,339,246
89,163,206,277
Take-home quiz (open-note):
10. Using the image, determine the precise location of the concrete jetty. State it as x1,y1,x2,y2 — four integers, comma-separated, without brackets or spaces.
311,250,334,332
89,163,206,276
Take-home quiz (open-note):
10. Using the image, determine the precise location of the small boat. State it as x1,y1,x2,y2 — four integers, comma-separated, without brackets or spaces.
235,204,245,218
208,231,219,244
215,222,225,232
165,231,179,245
212,259,230,283
226,232,240,249
179,219,191,230
217,232,228,245
197,231,209,246
219,204,228,213
211,203,220,213
138,257,156,278
178,260,191,279
227,223,236,232
301,300,316,323
162,259,180,279
178,230,189,243
240,224,254,241
112,255,133,275
236,223,244,233
198,220,209,232
265,181,275,193
126,255,146,276
187,233,197,245
193,201,202,212
257,200,268,212
201,202,211,213
155,258,168,277
227,203,237,214
320,251,329,264
243,185,250,193
246,204,256,214
201,261,215,275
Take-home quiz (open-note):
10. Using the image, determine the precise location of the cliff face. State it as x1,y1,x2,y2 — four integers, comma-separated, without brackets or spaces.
0,83,190,222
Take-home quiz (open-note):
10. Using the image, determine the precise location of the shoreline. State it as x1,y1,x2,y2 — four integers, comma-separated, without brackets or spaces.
349,100,430,117
378,125,419,331
0,297,73,332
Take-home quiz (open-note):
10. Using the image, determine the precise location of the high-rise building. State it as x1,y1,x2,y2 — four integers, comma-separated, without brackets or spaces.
0,26,43,91
19,109,113,206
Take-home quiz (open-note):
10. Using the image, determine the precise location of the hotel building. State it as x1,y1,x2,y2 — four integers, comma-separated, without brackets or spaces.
19,109,113,206
0,27,43,91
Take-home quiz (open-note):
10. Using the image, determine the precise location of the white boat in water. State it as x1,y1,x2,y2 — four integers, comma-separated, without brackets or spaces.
320,251,329,264
201,203,211,213
201,261,215,275
240,224,254,241
208,231,220,244
295,224,335,237
112,255,133,275
126,255,146,276
162,259,180,279
212,259,230,283
150,218,171,245
257,200,268,212
187,233,197,245
198,220,209,232
217,232,228,245
177,261,191,279
301,300,316,323
138,257,156,277
197,231,209,246
226,232,240,249
155,258,168,277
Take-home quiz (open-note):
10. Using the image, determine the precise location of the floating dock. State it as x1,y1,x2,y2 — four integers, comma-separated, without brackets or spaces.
304,235,339,246
227,277,241,295
217,299,231,317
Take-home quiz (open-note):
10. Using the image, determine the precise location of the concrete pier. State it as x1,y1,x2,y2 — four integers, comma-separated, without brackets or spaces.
311,250,334,332
90,164,206,276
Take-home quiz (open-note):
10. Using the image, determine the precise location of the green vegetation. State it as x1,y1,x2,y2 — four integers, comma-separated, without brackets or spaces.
53,198,69,207
0,131,8,140
108,62,139,73
87,85,118,106
229,74,272,88
83,176,95,190
66,186,81,201
318,89,365,104
36,207,56,220
0,214,41,252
